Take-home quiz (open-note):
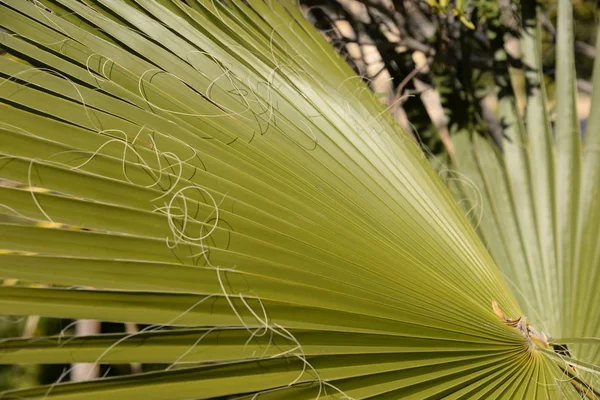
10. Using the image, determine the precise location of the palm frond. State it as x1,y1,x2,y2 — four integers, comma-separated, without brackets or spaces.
0,0,585,398
449,0,600,392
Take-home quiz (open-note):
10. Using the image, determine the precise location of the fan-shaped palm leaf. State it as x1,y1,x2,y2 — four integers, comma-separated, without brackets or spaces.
449,0,600,395
0,0,591,398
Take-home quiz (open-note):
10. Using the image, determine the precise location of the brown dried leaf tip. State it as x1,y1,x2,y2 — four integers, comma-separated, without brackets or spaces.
492,300,550,349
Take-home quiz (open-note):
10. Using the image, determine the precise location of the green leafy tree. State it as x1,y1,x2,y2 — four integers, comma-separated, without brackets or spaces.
0,0,597,399
302,0,597,155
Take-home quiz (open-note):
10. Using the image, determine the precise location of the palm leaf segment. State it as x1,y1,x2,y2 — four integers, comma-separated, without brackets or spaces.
0,0,588,398
450,0,600,394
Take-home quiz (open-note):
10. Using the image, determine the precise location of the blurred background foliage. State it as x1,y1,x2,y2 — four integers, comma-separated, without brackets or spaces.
1,0,598,391
0,317,63,391
0,316,159,391
301,0,598,156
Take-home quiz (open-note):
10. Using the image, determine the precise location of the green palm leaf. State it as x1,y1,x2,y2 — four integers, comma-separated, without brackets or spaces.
0,0,590,398
449,0,600,394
